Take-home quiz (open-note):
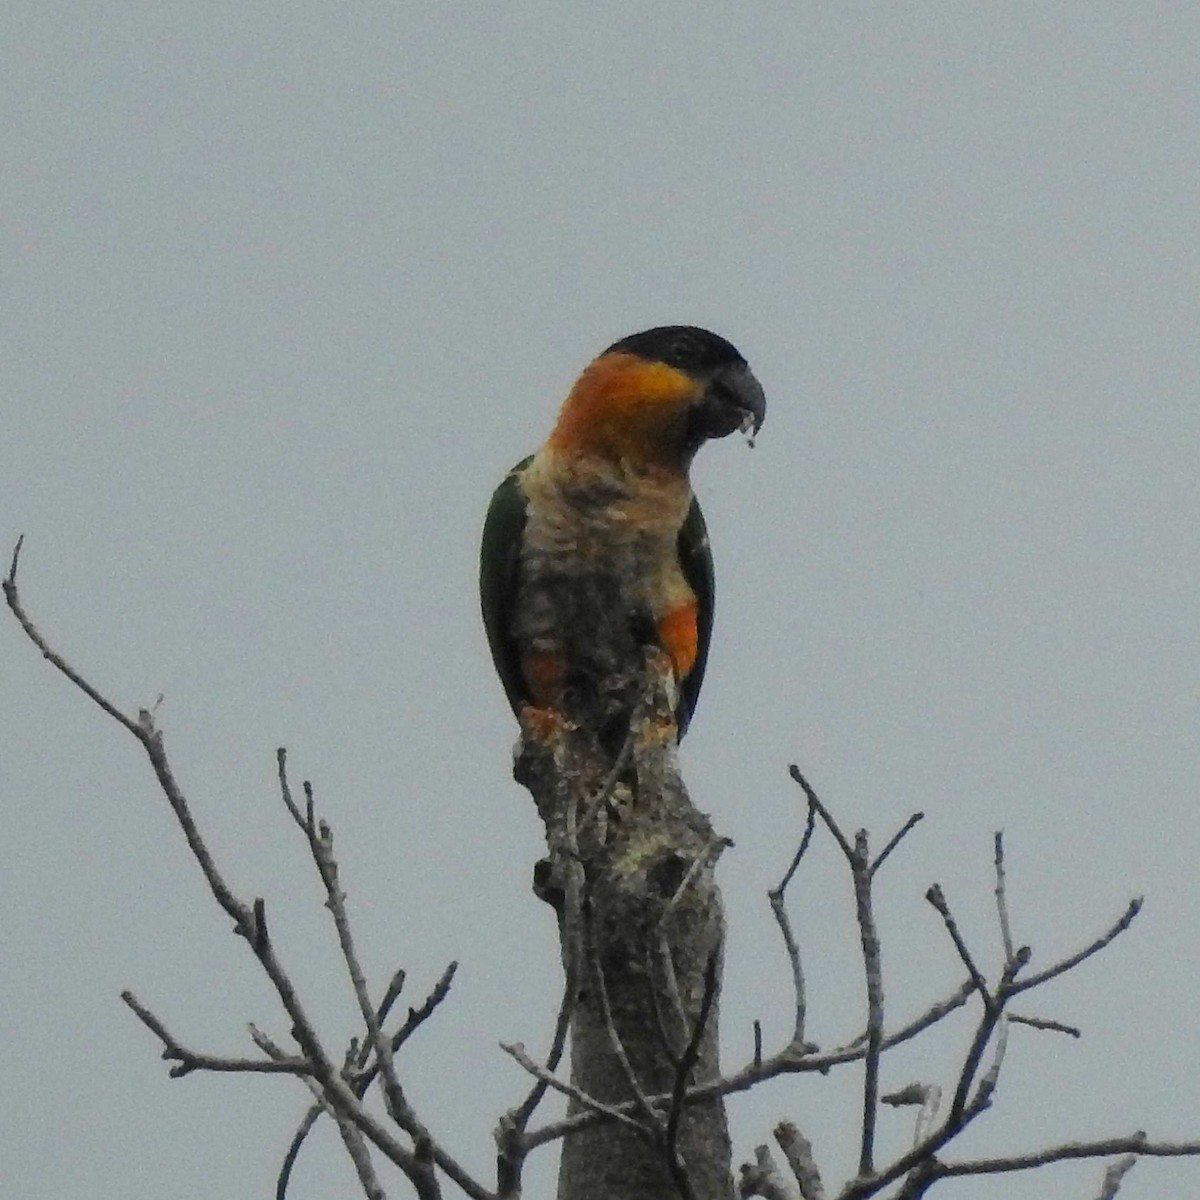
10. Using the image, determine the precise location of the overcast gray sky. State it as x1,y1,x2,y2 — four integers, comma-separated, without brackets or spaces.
4,5,1199,1198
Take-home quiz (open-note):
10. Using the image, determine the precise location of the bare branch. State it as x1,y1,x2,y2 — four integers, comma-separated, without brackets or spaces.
499,1042,650,1136
522,977,977,1153
767,797,817,1049
827,979,975,1062
739,1144,802,1200
1010,1012,1081,1037
870,811,924,877
774,792,818,897
496,936,580,1198
4,538,140,736
945,964,1014,1125
392,962,458,1051
851,828,884,1178
7,561,486,1200
279,963,435,1200
6,534,23,584
993,831,1016,964
121,991,310,1078
665,951,720,1196
1006,897,1143,996
277,1107,322,1200
588,926,661,1134
255,1029,387,1200
276,748,309,831
788,765,853,861
281,762,412,1149
767,885,809,1052
1095,1154,1138,1199
508,944,579,1126
774,1122,825,1200
926,884,993,1008
973,1013,1008,1109
787,767,889,1178
666,834,732,913
937,1134,1200,1178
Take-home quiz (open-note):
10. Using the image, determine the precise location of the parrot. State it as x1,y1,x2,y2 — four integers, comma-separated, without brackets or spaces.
480,325,765,745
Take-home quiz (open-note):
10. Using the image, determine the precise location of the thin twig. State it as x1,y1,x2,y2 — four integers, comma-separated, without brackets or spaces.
337,963,460,1104
832,978,974,1058
993,832,1016,964
767,797,817,1049
852,829,883,1178
284,763,412,1145
391,962,458,1051
121,991,311,1077
665,951,720,1196
926,884,995,1014
937,1134,1200,1177
1006,898,1143,995
645,940,687,1066
4,538,140,735
280,964,439,1200
281,762,468,1197
499,1042,650,1135
276,748,308,830
256,1030,387,1200
767,887,808,1049
521,978,977,1152
277,1107,322,1200
789,766,854,861
666,835,732,913
939,952,1022,1139
788,768,888,1177
1009,1012,1081,1037
870,812,924,877
773,795,818,897
914,1086,943,1150
972,1013,1008,1109
1095,1154,1138,1199
588,925,661,1133
841,1085,995,1200
509,946,579,1126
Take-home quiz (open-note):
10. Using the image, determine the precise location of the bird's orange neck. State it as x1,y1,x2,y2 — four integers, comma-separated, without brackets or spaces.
545,352,702,473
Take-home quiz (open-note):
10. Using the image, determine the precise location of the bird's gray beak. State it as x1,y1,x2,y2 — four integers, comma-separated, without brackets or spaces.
712,363,766,444
728,366,766,439
686,363,767,451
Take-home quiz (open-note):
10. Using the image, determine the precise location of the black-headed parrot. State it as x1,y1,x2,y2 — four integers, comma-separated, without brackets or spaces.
480,325,766,743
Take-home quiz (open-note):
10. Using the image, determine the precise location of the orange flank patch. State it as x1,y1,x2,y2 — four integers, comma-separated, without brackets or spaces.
547,352,702,467
521,646,568,705
658,601,699,680
518,648,572,743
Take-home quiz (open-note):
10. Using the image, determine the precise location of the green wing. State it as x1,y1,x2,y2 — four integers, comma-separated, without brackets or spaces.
480,457,532,718
676,496,714,737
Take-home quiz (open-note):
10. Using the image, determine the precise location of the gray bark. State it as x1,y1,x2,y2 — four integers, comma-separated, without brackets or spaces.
516,663,732,1200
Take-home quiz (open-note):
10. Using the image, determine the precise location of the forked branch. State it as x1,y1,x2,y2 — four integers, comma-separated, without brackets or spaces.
741,769,1195,1200
5,542,484,1200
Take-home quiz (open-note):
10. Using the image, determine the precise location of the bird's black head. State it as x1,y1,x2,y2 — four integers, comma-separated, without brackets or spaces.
604,325,747,374
605,325,767,450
